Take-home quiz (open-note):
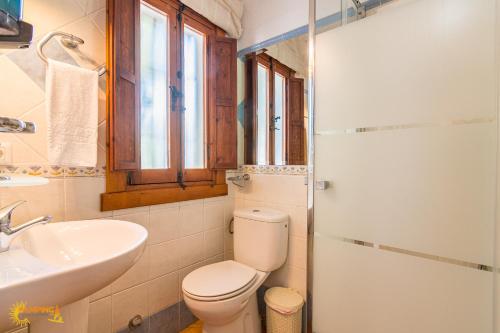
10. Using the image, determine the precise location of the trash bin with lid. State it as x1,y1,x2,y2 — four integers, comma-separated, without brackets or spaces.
264,287,304,333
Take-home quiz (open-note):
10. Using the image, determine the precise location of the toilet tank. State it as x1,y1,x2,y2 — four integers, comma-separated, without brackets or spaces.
233,208,288,272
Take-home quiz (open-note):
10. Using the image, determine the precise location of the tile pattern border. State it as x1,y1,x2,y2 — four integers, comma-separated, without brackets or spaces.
239,165,307,175
0,165,106,178
0,164,307,178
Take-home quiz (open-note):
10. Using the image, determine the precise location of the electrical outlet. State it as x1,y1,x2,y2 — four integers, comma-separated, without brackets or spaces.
0,142,13,164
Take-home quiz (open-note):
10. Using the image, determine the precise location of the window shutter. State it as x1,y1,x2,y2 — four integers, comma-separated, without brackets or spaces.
110,0,140,171
210,36,237,169
244,54,256,165
287,77,306,165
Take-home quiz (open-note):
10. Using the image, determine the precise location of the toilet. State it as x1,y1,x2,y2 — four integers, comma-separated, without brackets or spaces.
182,207,289,333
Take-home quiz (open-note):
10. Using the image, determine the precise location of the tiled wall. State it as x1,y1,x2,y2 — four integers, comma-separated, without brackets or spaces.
0,0,107,172
0,0,308,332
1,176,232,333
87,196,232,333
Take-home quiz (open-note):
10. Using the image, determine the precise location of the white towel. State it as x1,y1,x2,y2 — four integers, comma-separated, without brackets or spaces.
46,59,98,167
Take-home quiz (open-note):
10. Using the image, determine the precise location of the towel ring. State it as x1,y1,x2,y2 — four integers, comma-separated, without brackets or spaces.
37,31,106,76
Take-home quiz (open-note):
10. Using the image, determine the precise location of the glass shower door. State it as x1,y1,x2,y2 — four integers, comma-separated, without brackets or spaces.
311,0,498,332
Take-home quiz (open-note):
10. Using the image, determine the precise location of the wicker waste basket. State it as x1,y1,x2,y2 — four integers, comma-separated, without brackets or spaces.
264,287,304,333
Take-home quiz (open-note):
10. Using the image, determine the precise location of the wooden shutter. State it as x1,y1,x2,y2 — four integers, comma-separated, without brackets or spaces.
287,77,305,165
109,0,140,171
210,36,237,169
244,54,256,165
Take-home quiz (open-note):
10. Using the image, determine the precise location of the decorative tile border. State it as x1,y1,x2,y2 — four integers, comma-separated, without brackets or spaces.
239,164,307,175
0,165,106,178
0,164,307,178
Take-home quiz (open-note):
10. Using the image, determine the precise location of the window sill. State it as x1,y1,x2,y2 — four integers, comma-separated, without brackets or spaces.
101,183,228,211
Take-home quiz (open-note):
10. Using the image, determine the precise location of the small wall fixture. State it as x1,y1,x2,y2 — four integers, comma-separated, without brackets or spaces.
0,116,35,133
37,31,106,76
227,173,250,188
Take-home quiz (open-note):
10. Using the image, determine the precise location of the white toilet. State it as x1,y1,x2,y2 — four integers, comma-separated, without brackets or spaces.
182,207,289,333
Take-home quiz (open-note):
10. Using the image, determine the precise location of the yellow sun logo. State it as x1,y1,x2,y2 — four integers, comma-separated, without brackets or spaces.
9,301,30,327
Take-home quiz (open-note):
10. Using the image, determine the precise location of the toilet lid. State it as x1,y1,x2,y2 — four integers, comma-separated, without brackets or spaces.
182,260,257,299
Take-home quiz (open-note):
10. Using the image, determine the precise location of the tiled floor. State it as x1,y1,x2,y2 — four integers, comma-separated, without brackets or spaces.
179,320,268,333
180,320,203,333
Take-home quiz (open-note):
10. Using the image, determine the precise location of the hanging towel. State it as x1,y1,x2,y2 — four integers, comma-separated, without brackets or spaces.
46,59,98,167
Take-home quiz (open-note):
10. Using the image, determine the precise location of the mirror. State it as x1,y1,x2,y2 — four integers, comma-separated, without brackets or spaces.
237,33,308,166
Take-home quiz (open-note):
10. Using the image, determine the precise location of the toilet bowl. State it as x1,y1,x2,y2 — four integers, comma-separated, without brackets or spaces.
182,208,289,333
183,260,269,333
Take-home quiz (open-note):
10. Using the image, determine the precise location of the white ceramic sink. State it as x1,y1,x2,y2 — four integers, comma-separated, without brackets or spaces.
0,219,147,331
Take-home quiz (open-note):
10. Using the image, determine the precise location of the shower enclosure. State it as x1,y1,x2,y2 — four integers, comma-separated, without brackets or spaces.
308,0,499,331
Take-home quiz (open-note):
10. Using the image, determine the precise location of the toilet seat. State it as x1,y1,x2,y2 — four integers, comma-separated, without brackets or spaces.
183,260,257,301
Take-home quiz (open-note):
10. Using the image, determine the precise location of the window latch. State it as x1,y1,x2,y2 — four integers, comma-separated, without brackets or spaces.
177,171,186,189
169,86,182,99
169,86,183,112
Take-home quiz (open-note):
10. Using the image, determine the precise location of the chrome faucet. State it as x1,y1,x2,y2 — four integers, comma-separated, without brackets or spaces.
0,200,52,253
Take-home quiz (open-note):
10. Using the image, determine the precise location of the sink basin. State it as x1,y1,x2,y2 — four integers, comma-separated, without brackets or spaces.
0,219,147,331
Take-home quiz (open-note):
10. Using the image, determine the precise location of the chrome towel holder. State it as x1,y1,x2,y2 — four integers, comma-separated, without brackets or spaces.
36,31,106,76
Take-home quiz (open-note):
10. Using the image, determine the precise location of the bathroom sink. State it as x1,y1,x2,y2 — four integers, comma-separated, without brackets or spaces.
0,219,147,331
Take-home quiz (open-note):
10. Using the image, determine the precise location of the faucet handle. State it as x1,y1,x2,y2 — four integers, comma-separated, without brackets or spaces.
0,200,26,226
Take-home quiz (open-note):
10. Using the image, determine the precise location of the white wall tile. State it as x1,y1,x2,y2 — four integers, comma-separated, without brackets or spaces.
224,197,235,227
89,8,106,35
205,254,224,265
203,200,225,231
288,236,307,270
244,174,307,206
89,285,111,302
150,201,179,211
18,103,48,160
204,228,224,258
179,202,203,236
224,228,234,252
112,206,149,217
149,240,179,279
148,272,179,315
64,177,111,220
111,284,148,332
24,0,85,38
0,56,44,118
111,212,150,244
178,233,205,268
86,0,106,14
88,296,111,333
111,247,149,293
0,133,48,165
0,178,65,225
224,250,234,261
149,206,180,245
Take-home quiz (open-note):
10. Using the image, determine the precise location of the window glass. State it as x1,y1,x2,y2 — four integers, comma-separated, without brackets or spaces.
257,64,269,165
140,3,169,169
274,73,285,165
183,25,206,169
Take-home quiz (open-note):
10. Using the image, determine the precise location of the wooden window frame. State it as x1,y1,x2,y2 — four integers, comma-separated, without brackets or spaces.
102,0,236,211
244,52,299,165
129,0,180,185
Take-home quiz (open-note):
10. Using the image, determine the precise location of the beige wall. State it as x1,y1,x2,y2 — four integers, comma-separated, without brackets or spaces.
238,0,308,51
